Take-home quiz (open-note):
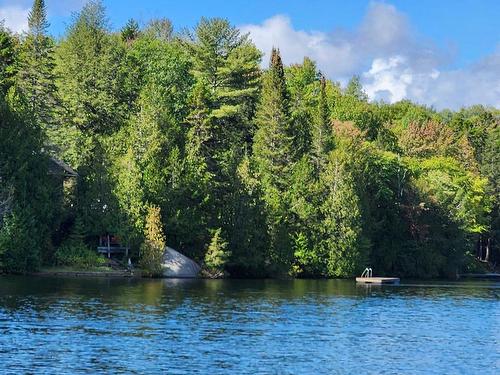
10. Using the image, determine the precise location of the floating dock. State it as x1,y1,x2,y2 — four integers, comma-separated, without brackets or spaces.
356,277,400,284
356,268,400,284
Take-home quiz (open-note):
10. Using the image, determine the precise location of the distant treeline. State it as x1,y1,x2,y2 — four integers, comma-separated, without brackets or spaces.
0,0,498,277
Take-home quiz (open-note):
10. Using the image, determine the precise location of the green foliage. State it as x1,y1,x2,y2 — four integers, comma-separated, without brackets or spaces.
0,100,54,273
144,18,173,41
54,218,105,269
121,19,140,43
14,0,58,139
0,25,16,96
139,206,166,277
0,5,496,278
319,152,367,277
290,232,319,277
55,1,129,138
203,228,231,277
345,75,368,101
311,76,334,172
253,48,293,190
54,242,106,269
0,207,41,273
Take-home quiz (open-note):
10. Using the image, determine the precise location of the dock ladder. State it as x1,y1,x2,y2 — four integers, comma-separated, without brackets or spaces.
360,267,372,278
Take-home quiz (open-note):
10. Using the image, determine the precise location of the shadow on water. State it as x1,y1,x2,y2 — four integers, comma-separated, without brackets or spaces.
0,275,498,312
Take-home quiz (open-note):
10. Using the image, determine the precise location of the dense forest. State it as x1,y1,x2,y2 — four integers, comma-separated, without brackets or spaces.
0,0,498,278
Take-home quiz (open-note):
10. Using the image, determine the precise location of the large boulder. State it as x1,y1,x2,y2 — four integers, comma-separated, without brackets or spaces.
162,247,200,278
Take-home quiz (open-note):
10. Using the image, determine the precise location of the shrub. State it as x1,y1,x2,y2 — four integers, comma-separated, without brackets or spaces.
54,242,106,269
54,217,106,269
203,228,230,278
0,207,41,273
139,205,166,277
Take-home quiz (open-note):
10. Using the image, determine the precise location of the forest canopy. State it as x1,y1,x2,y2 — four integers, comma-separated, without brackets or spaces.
0,0,498,278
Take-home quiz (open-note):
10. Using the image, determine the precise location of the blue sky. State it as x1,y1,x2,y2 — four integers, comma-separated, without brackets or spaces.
1,0,499,109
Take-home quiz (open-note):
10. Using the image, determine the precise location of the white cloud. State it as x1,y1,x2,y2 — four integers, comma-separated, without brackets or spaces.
363,56,414,103
241,15,356,77
0,0,85,34
240,2,499,110
362,50,500,109
0,5,29,33
1,0,85,16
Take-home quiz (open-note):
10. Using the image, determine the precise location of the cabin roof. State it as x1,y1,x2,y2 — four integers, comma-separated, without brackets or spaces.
48,157,78,177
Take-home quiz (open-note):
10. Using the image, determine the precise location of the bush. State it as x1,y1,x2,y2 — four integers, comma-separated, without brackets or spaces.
139,205,166,277
0,208,41,273
290,232,319,277
203,228,230,278
53,217,105,269
54,242,106,269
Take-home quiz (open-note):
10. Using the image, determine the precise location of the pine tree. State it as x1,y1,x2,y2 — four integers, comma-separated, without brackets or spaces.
185,17,261,171
183,18,261,254
0,25,16,96
252,48,295,269
121,18,140,43
311,75,333,173
253,48,293,190
15,0,58,137
345,75,368,101
286,57,318,158
204,227,231,277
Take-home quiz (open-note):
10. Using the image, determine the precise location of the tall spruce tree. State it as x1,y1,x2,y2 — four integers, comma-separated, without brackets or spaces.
311,75,333,173
252,48,295,269
286,57,317,158
0,25,16,96
55,0,129,236
15,0,58,138
253,48,293,190
183,18,261,256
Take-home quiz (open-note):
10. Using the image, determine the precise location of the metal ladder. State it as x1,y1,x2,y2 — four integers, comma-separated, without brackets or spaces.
360,267,372,278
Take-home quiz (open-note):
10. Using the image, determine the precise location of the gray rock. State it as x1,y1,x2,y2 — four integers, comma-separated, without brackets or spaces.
162,247,200,278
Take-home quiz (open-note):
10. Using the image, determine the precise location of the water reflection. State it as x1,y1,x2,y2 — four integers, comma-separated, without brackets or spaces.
0,276,499,374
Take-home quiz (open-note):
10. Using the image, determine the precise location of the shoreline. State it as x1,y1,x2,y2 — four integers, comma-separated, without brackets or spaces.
29,268,142,278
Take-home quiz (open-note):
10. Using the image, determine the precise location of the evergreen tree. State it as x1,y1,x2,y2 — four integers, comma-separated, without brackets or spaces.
0,99,53,273
55,1,130,236
121,18,140,43
15,0,58,137
56,0,128,139
203,227,231,277
253,48,293,190
319,153,366,277
345,75,368,101
311,75,333,173
286,57,318,158
0,25,16,96
252,48,294,269
183,18,261,258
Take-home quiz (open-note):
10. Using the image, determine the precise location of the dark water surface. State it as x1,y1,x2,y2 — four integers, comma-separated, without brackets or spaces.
0,276,498,374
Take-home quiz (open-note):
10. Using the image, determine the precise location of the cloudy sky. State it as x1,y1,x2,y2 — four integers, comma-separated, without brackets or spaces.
1,0,499,109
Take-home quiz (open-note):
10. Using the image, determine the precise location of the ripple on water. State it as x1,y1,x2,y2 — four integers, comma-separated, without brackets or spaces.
0,276,499,374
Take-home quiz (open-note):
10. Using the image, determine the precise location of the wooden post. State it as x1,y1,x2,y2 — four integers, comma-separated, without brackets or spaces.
107,234,110,258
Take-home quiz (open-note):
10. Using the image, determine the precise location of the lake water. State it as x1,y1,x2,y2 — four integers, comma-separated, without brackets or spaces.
0,276,498,374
